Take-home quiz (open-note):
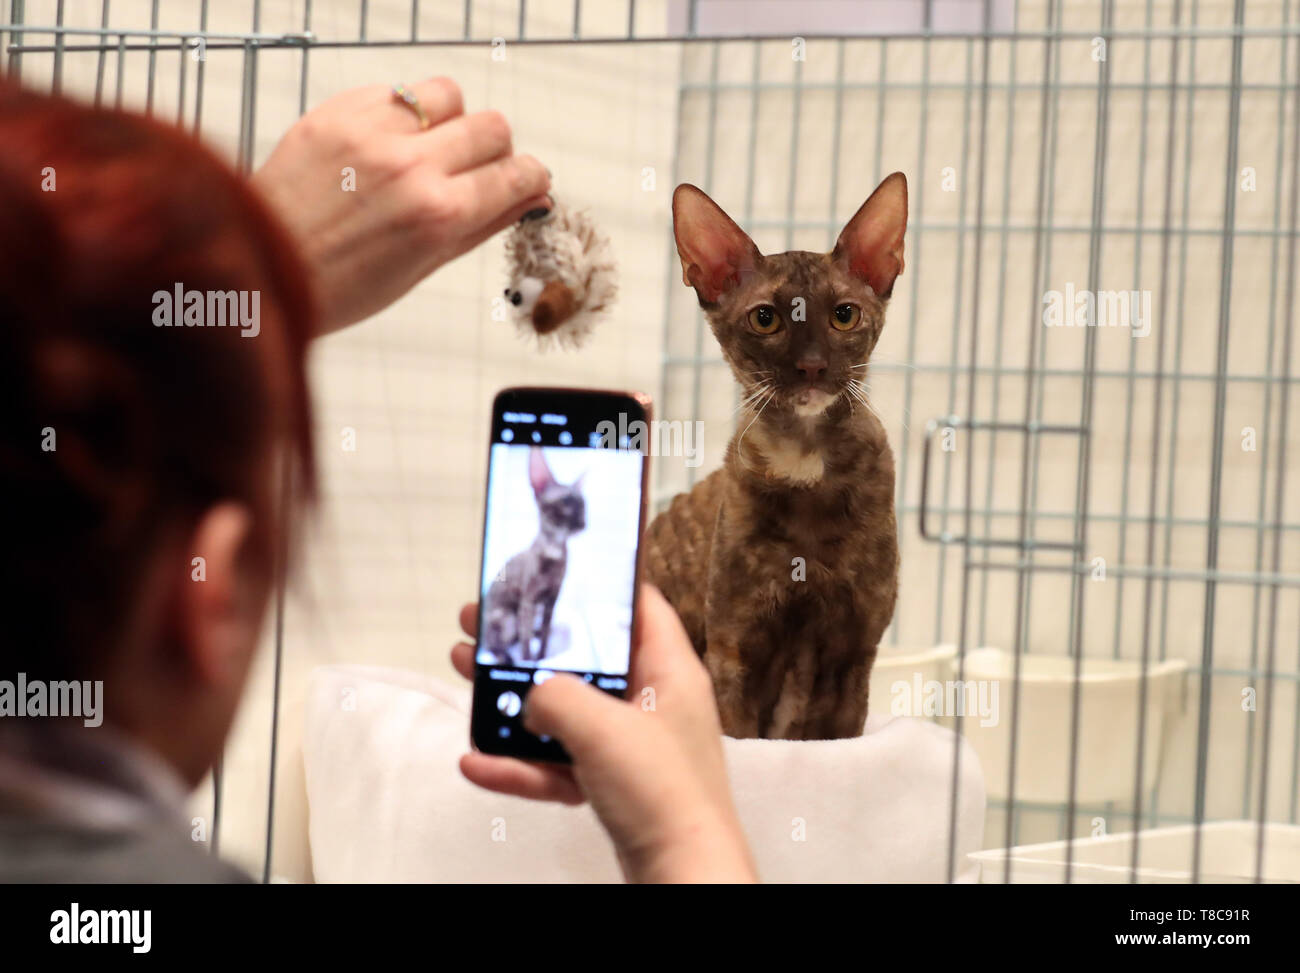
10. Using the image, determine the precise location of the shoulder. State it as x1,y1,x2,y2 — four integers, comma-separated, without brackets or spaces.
0,817,253,884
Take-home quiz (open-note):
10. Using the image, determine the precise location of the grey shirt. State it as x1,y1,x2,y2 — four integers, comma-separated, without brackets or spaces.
0,724,250,883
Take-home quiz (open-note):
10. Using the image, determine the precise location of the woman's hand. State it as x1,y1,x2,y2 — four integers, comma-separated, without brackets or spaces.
451,585,758,884
252,77,550,334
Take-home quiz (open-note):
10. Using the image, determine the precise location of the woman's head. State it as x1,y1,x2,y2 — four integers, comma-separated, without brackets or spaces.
0,82,316,782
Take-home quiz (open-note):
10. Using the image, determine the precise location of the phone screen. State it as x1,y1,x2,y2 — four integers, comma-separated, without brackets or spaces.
471,387,650,762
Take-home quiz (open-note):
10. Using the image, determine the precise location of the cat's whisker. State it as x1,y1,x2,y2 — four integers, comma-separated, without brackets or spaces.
851,379,908,434
736,388,777,449
839,385,857,418
732,382,772,416
863,355,918,371
846,381,885,425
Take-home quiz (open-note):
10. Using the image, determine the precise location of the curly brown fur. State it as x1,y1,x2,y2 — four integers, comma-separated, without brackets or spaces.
644,174,907,740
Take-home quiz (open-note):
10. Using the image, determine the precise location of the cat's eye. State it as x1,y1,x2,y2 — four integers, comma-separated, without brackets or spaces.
832,303,861,331
748,305,781,334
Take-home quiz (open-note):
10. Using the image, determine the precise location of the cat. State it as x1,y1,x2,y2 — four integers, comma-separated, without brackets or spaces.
643,172,906,740
482,447,586,664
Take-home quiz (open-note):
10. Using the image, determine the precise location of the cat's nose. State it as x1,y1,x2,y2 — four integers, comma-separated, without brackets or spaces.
796,358,828,382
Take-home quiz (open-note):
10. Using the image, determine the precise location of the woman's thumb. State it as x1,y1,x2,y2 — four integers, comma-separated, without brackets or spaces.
523,673,629,758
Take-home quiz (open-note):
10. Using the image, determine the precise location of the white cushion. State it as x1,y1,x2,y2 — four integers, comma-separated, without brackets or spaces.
303,664,986,883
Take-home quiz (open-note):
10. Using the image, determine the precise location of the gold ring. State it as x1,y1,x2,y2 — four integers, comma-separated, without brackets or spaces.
391,83,430,130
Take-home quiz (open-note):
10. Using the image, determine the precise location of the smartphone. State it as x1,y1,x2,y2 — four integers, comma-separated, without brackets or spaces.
470,386,652,763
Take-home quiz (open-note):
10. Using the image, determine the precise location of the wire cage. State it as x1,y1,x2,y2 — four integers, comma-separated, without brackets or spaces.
5,0,1298,884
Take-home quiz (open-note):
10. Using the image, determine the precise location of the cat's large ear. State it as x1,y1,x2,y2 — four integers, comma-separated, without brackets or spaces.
672,184,761,304
832,172,908,299
528,446,555,496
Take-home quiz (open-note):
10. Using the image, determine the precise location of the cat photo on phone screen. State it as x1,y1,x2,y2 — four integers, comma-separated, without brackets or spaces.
478,444,641,674
482,447,585,663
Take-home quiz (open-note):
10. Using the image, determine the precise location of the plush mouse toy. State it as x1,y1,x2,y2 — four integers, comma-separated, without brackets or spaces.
502,198,617,349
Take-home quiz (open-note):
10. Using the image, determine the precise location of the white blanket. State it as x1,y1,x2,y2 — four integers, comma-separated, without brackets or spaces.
303,664,986,883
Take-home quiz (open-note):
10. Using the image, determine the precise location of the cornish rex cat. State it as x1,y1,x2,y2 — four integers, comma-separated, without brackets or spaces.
644,173,906,740
482,447,586,664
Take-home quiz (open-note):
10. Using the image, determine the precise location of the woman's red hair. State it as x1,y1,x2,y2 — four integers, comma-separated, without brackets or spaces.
0,81,317,678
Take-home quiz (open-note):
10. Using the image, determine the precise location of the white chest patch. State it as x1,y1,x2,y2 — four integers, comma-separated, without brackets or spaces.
754,430,825,484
